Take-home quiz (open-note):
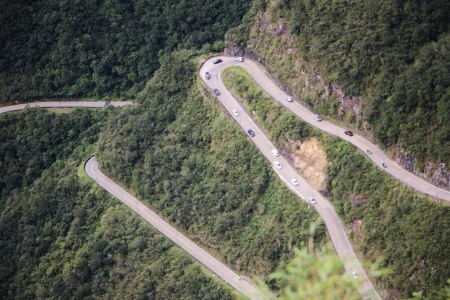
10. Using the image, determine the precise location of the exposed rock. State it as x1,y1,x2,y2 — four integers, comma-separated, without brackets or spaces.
225,9,450,192
224,41,244,57
274,23,287,37
313,74,362,119
283,137,327,191
319,188,332,197
396,146,450,190
396,147,416,172
349,219,364,243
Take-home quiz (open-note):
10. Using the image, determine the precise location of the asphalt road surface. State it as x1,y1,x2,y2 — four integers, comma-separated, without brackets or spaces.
85,157,265,300
201,56,450,203
0,101,133,114
201,57,382,299
1,100,266,299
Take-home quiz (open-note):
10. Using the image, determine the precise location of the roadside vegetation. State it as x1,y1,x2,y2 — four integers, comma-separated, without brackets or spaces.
3,0,450,298
0,109,233,299
97,51,326,282
222,66,450,298
229,0,450,175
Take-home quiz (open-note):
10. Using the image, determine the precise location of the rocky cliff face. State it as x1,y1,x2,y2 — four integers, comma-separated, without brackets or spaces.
225,8,450,191
396,147,450,191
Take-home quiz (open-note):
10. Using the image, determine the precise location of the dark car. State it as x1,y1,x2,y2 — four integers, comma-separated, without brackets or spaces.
213,88,220,96
213,58,222,64
248,129,255,137
205,72,210,80
344,130,354,136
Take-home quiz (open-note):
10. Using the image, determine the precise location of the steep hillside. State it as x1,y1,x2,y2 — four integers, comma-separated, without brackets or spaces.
0,108,110,198
97,50,327,281
222,65,450,298
0,0,251,102
0,109,232,299
226,0,450,190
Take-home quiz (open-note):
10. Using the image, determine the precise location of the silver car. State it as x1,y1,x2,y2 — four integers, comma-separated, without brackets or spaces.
313,115,323,121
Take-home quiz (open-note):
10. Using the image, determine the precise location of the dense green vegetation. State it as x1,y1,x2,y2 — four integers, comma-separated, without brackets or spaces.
325,138,450,297
237,0,450,169
257,244,365,300
97,51,326,280
5,0,450,297
0,0,250,102
222,66,450,297
222,66,321,146
0,109,233,299
0,108,110,198
257,245,450,300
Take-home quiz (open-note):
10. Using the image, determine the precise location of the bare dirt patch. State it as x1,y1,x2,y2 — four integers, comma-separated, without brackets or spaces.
286,137,327,190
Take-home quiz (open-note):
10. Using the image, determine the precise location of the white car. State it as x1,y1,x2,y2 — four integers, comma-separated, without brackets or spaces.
235,57,244,62
352,271,358,279
274,161,282,169
271,149,280,156
232,109,239,116
285,96,293,102
313,114,323,121
291,178,299,186
309,197,316,204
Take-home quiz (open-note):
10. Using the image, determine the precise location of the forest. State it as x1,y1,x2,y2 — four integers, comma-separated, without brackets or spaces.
221,66,450,297
0,0,250,102
0,108,109,197
2,0,450,298
235,0,450,171
0,50,329,298
97,50,326,280
0,109,233,299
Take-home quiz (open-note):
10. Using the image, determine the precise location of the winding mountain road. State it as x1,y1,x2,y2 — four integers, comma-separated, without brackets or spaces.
201,57,390,299
0,101,133,114
201,56,450,202
0,100,264,299
85,157,264,300
5,56,445,299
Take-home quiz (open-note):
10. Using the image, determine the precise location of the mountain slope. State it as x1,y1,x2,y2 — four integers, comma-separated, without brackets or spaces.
97,50,327,280
0,0,251,102
0,109,233,299
227,0,450,189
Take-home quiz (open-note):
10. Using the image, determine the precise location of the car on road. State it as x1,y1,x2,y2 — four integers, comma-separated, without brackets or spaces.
382,162,387,168
248,129,255,137
213,89,220,96
309,197,316,204
232,109,239,116
271,149,280,156
344,130,354,136
313,114,323,121
213,58,222,64
274,161,282,169
205,72,210,80
235,57,244,62
291,178,299,186
352,271,358,279
285,96,293,102
366,149,372,155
